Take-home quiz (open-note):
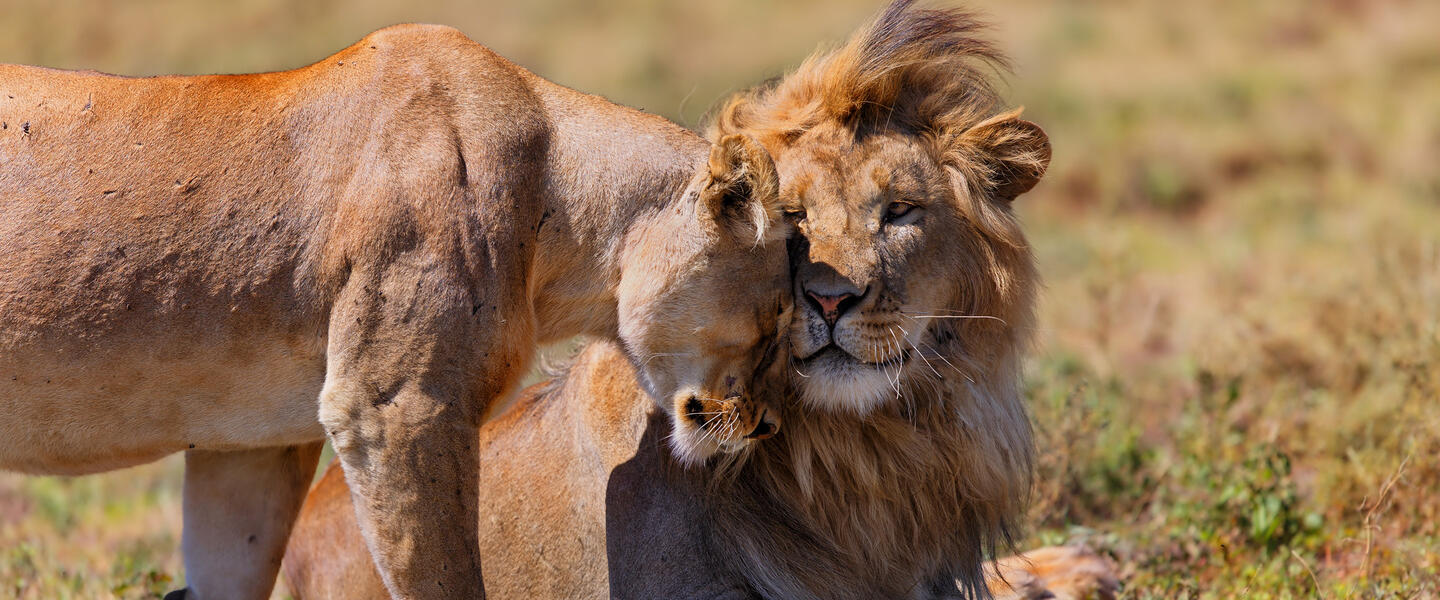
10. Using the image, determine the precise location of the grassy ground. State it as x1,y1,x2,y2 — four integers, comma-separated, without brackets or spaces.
2,0,1437,598
1016,1,1440,597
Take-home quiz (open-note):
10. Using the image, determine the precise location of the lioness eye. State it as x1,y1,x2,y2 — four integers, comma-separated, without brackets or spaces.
783,208,806,222
885,201,917,221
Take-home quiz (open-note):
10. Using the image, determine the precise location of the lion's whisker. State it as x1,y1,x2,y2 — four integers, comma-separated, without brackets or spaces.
918,340,974,384
898,324,943,381
886,325,922,424
884,327,905,400
904,315,1007,323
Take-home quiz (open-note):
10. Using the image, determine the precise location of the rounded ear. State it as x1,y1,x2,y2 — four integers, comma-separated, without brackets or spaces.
959,108,1052,202
701,134,783,244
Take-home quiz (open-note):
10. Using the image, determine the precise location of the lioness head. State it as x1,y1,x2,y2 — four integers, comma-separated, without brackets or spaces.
616,134,790,464
711,1,1050,415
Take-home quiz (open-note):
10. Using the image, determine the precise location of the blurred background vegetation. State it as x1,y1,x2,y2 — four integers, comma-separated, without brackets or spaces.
2,0,1437,598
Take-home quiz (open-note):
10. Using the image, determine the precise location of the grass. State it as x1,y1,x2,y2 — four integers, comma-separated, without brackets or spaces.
2,0,1437,598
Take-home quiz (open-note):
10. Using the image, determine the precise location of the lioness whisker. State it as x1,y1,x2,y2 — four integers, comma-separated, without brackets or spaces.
637,352,694,368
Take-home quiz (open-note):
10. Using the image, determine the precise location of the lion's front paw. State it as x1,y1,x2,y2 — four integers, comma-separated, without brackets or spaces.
986,545,1120,600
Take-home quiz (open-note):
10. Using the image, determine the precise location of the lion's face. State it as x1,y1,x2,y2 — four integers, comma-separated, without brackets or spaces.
776,116,1049,413
616,135,790,464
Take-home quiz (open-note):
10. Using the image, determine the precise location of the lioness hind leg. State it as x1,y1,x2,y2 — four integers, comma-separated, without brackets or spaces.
171,442,324,600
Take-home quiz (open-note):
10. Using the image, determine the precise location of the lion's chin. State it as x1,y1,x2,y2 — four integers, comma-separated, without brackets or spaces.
794,346,906,414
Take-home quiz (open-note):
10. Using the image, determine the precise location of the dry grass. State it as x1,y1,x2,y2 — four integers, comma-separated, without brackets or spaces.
2,0,1437,598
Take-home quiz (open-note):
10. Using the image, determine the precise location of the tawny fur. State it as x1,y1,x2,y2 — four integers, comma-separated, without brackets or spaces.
987,546,1120,600
286,3,1062,599
705,2,1050,595
284,344,1119,600
0,24,789,600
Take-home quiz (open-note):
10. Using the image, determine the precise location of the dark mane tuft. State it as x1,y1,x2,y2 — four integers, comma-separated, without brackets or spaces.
708,0,1007,139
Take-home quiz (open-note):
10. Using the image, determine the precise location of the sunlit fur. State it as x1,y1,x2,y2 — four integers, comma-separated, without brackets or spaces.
283,3,1053,598
704,1,1052,596
0,23,790,599
284,344,1119,600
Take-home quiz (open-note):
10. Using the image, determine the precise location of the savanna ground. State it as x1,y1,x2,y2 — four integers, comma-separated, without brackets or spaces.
2,0,1436,598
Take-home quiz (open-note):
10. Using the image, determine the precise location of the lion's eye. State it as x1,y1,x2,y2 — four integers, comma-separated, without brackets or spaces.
783,208,807,222
884,201,917,222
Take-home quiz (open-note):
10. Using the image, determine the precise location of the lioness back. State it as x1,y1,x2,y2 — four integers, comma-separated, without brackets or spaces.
0,24,548,475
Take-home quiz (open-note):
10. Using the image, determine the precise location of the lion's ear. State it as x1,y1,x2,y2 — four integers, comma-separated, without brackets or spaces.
701,134,783,244
958,108,1051,202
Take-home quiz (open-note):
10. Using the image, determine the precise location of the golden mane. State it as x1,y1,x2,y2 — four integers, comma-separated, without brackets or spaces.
709,0,1003,136
697,2,1043,598
709,0,1046,249
275,5,1056,599
708,388,1033,599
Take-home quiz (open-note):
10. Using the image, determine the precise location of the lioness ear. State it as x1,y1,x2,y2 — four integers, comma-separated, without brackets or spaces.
959,108,1051,202
701,134,782,244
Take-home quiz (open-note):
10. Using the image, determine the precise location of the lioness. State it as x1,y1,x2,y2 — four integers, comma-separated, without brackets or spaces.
286,344,1119,600
0,24,788,599
284,3,1109,599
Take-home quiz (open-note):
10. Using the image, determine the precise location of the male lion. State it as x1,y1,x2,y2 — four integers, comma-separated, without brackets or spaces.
0,24,788,599
285,3,1119,599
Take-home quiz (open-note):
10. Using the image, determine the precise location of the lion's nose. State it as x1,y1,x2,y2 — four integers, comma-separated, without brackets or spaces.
805,289,860,325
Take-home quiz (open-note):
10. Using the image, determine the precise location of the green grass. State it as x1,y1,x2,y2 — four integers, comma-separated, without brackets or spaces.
1,460,183,599
3,0,1438,597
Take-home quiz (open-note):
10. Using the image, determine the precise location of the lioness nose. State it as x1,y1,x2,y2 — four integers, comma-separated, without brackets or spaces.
805,289,859,325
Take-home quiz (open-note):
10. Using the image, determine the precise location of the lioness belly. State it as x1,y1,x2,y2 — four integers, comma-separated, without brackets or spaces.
0,336,326,475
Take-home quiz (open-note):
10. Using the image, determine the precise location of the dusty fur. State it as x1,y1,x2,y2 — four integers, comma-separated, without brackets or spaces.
284,2,1053,599
709,0,1049,242
704,2,1049,597
0,24,789,600
283,343,1112,600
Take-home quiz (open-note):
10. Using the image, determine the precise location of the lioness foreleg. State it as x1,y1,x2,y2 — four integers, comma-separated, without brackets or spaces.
169,442,324,600
320,373,486,599
318,267,507,599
